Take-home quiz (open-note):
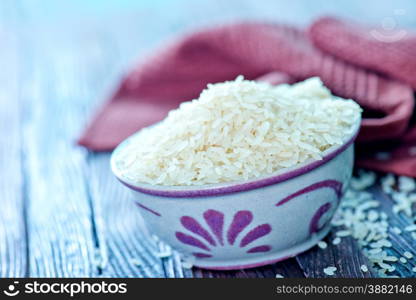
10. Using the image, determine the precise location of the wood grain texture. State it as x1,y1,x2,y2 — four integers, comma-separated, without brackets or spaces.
296,231,377,278
88,154,165,277
0,7,27,277
19,32,101,277
192,258,305,278
1,0,416,278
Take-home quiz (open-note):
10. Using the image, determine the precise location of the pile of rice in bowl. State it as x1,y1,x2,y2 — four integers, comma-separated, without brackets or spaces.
115,76,362,186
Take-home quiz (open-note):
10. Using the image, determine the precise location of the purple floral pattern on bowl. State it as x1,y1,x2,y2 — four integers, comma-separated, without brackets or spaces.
112,125,357,269
175,209,272,258
275,180,342,207
275,179,343,234
134,201,162,217
309,202,332,234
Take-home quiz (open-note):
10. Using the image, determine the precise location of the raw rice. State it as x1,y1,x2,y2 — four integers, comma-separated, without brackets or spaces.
336,230,351,237
181,260,194,269
336,169,416,278
323,266,337,276
332,237,341,245
405,224,416,232
398,176,416,192
360,264,368,272
369,248,382,254
378,262,395,272
399,257,407,264
392,227,402,235
318,241,328,249
115,76,361,186
383,255,398,262
156,249,172,258
350,170,376,190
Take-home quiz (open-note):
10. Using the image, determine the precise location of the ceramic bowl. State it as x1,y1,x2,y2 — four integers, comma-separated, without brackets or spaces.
111,122,360,270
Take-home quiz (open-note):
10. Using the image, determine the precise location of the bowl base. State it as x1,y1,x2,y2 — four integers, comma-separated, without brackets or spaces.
191,223,332,271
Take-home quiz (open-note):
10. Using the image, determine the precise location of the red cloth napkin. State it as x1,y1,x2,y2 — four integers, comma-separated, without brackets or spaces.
78,17,416,177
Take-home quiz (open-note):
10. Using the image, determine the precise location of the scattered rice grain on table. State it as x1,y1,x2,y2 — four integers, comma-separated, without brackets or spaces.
369,248,382,255
318,241,328,249
333,171,416,277
381,173,395,194
399,257,407,264
336,230,351,237
360,265,368,272
332,237,341,245
398,176,416,192
323,266,337,276
350,170,376,190
405,224,416,232
391,227,402,235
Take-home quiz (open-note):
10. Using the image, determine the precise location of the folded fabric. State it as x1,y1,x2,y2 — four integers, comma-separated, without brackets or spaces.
78,17,416,177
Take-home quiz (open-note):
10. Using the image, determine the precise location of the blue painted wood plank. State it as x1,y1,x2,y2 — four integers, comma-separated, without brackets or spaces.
87,154,165,277
0,37,27,277
18,31,102,277
296,230,377,278
0,3,28,278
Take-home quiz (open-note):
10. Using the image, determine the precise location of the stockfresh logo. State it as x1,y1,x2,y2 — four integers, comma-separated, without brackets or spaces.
370,9,408,42
3,281,20,297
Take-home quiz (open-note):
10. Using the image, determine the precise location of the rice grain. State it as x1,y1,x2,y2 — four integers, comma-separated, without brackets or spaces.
115,77,361,186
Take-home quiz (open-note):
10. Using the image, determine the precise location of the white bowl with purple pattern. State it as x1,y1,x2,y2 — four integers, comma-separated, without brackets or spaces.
111,122,360,270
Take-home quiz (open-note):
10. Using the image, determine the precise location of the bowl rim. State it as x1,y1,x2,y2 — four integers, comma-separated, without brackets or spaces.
111,119,360,198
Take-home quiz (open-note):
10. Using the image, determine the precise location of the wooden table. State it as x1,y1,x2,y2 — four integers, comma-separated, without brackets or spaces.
1,0,416,278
